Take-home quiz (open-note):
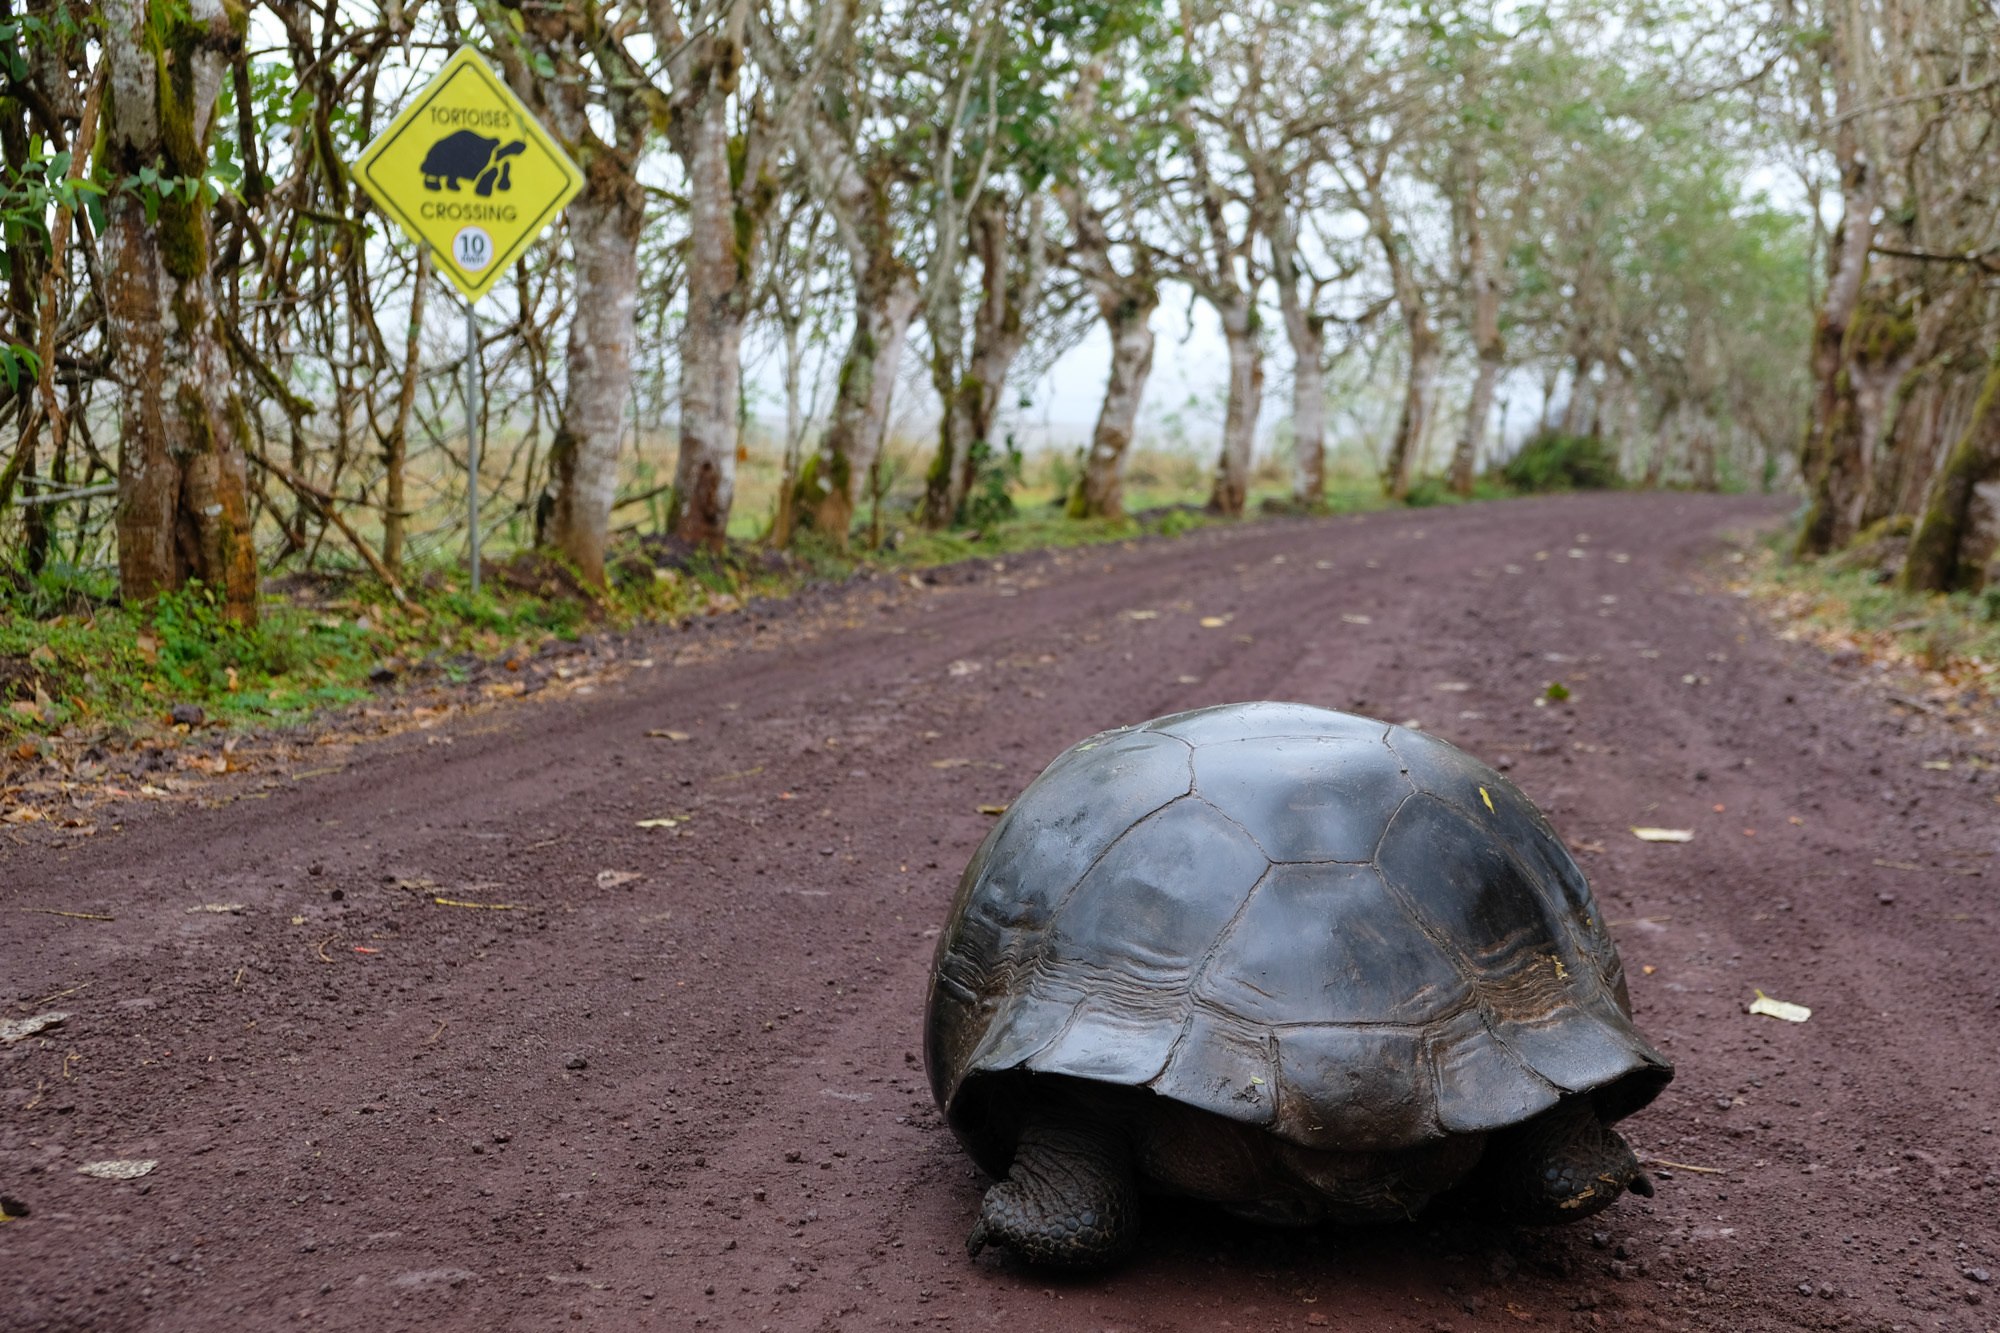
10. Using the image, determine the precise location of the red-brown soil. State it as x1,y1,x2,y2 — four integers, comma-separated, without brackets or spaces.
3,493,1996,1333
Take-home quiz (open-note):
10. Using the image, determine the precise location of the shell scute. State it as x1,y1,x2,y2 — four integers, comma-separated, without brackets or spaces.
1045,797,1268,987
1149,1009,1277,1126
1428,1008,1561,1133
1275,1025,1433,1150
1194,862,1469,1027
1192,736,1411,862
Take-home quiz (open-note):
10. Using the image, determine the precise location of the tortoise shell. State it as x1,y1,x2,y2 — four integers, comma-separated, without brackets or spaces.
925,702,1672,1178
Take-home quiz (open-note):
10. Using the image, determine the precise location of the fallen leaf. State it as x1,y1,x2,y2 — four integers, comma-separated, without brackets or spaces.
930,757,972,769
28,643,56,666
1747,990,1810,1023
646,729,692,742
1198,616,1229,628
186,903,245,914
7,701,43,723
0,1012,69,1044
1631,827,1694,843
1434,681,1471,692
1124,609,1160,620
1339,613,1371,625
1478,786,1495,813
1921,760,1952,770
3,805,47,824
635,817,680,829
76,1159,157,1181
1544,681,1571,702
596,870,643,888
977,803,1009,816
432,897,521,911
946,658,982,677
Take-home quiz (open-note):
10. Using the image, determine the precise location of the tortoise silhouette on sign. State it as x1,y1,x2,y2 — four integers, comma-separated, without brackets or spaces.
421,131,526,198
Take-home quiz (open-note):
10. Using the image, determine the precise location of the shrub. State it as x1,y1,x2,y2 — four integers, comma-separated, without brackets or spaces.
1500,432,1621,492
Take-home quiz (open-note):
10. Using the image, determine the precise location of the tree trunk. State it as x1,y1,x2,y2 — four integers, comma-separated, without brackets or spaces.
1267,212,1323,508
1560,353,1595,438
1902,349,2000,593
1071,288,1157,519
669,101,745,548
1385,310,1440,501
1449,180,1502,496
1207,295,1262,516
1372,197,1434,502
924,360,986,528
794,273,916,545
1452,351,1502,496
101,0,259,624
543,158,645,583
1795,17,1877,559
382,249,426,571
923,198,1045,527
770,316,805,546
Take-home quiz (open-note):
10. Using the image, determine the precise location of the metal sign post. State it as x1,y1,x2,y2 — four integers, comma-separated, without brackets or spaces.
464,301,481,594
349,45,582,592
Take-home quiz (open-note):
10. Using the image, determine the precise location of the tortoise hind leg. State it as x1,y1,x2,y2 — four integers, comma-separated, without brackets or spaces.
969,1114,1140,1270
1484,1099,1652,1225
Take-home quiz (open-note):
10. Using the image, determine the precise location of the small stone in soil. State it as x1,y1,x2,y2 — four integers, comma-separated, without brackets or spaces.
565,1055,588,1070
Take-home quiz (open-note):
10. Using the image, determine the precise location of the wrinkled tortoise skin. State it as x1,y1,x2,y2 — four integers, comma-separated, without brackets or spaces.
925,702,1672,1186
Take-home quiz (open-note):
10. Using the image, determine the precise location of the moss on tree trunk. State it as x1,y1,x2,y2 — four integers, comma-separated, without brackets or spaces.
1902,350,2000,594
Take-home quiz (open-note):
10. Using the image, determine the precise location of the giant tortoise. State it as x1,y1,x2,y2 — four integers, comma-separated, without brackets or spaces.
924,702,1672,1269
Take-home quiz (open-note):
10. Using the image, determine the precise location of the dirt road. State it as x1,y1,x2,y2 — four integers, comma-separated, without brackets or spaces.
4,493,1996,1333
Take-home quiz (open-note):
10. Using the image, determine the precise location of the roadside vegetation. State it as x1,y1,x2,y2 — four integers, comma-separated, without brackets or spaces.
4,0,1996,752
1,440,1396,752
1739,529,2000,718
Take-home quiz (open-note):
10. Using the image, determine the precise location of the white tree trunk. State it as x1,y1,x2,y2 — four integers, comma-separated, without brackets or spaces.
1073,290,1157,518
1449,176,1502,496
670,105,745,547
1267,212,1324,507
1208,295,1263,515
544,171,644,583
1452,351,1502,495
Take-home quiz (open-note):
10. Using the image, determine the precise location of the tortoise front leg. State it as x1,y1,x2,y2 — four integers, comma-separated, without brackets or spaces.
969,1115,1141,1270
1484,1099,1653,1224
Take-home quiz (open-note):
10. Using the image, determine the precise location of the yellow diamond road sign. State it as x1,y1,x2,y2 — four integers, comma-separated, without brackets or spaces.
352,46,582,302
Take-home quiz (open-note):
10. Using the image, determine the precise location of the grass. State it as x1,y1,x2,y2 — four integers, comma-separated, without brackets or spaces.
0,437,1406,752
1733,533,2000,709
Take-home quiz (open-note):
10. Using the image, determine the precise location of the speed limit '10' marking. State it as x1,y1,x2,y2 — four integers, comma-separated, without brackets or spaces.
453,226,494,272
